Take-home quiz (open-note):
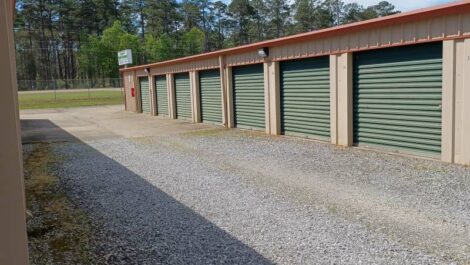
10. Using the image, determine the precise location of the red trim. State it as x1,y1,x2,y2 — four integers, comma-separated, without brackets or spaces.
122,1,470,72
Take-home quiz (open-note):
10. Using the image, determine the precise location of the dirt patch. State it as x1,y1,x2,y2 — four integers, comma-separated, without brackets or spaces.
24,143,103,265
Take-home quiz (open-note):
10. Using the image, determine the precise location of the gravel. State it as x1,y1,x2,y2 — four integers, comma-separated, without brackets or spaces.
53,129,470,265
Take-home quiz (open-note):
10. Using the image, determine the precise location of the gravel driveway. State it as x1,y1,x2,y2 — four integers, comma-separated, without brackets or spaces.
47,127,470,265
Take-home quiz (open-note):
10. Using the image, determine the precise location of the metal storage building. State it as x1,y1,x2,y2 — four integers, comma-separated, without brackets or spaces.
121,1,470,166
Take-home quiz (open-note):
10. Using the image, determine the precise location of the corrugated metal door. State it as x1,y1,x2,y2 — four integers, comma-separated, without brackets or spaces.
174,73,192,119
280,57,330,140
353,42,443,156
139,77,150,114
155,75,168,116
199,70,222,124
233,64,265,130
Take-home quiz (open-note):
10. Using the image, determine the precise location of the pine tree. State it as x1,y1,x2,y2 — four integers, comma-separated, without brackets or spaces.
228,0,255,45
294,0,314,33
265,0,290,38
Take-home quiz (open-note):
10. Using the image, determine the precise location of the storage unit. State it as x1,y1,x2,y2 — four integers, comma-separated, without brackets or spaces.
353,42,443,156
232,64,265,130
174,73,192,119
199,69,222,124
280,57,330,139
139,77,150,114
155,75,168,116
122,2,470,165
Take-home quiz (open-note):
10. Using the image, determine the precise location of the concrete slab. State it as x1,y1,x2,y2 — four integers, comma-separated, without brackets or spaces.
20,105,221,143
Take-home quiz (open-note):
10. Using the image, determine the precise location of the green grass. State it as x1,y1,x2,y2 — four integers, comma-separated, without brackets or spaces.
19,90,123,110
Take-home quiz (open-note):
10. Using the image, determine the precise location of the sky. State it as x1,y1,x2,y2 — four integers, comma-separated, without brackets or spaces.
343,0,456,11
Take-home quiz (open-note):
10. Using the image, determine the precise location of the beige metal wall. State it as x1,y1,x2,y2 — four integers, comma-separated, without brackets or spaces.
226,50,264,67
0,0,30,264
329,53,353,147
190,71,201,123
124,71,138,112
443,38,470,165
149,74,157,116
150,57,219,75
270,12,470,62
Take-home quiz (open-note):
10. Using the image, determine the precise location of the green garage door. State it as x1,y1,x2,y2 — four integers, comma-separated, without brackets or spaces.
280,57,330,140
233,64,264,130
174,73,192,119
353,42,443,156
155,75,168,116
199,70,222,124
139,77,150,114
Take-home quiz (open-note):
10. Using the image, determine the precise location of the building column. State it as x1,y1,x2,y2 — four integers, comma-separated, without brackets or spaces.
263,62,271,134
442,40,456,163
148,74,157,116
225,66,235,128
0,0,30,264
444,39,470,165
219,56,228,127
264,60,281,135
135,74,143,113
190,71,201,123
167,73,176,119
124,71,137,112
330,53,353,146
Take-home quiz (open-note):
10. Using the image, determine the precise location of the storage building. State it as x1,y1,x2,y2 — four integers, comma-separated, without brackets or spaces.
120,1,470,166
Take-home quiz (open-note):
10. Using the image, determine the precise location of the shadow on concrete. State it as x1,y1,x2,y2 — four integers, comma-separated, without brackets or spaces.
21,119,78,143
21,119,273,265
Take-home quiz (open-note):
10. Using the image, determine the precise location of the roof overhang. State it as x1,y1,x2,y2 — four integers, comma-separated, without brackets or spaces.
121,0,470,72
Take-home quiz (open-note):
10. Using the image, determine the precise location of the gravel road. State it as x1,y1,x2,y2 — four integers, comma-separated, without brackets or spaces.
53,129,470,265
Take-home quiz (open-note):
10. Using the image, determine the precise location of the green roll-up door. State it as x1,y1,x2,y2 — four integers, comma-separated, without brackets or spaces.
199,69,222,124
353,42,443,156
233,64,265,130
155,75,168,116
280,57,330,140
174,73,192,119
139,77,150,114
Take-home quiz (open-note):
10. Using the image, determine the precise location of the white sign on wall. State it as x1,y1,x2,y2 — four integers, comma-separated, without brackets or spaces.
118,49,133,66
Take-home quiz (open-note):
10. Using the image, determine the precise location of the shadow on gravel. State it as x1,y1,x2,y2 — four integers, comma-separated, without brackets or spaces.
21,119,273,265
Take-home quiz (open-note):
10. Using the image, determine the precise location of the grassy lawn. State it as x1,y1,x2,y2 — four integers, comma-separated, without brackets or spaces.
19,89,124,110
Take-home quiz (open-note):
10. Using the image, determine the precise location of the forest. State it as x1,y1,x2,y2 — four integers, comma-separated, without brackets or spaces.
14,0,400,90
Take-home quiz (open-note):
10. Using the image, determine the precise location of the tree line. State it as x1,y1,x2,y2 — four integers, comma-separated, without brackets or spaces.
14,0,399,89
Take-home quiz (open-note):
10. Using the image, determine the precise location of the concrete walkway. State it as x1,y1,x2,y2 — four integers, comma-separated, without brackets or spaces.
21,105,218,143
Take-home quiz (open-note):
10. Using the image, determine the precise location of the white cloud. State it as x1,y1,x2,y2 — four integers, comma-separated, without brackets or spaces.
342,0,456,11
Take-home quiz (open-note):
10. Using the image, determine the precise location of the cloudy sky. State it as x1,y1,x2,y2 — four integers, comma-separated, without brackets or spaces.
343,0,456,11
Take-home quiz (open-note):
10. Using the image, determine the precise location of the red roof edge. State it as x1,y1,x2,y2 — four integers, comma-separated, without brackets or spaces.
121,0,470,72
